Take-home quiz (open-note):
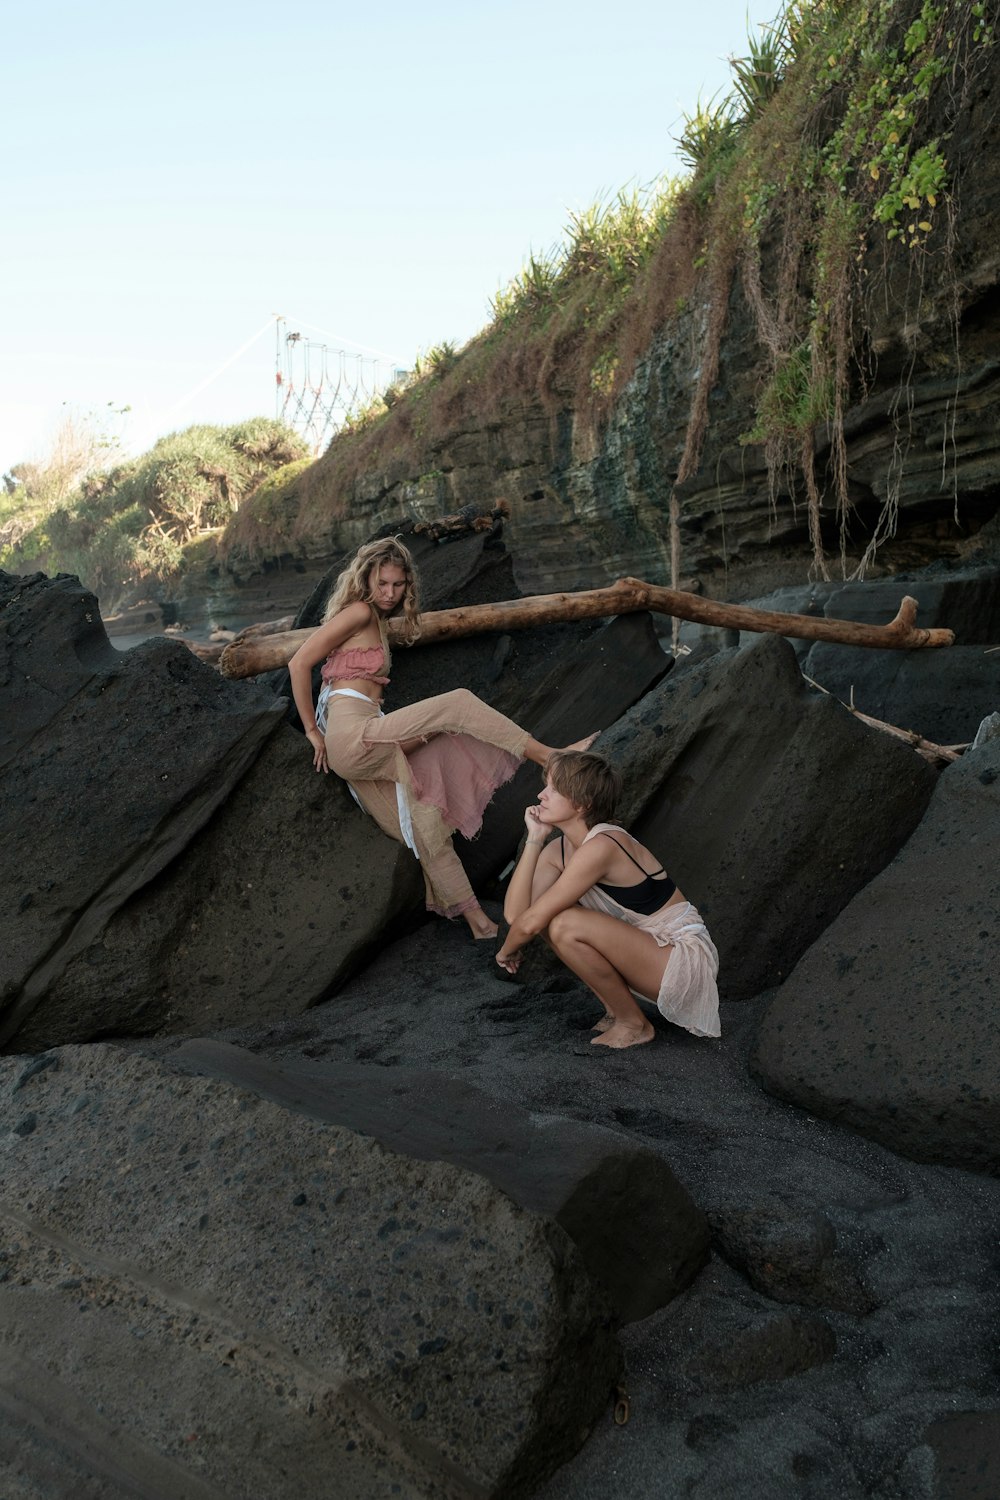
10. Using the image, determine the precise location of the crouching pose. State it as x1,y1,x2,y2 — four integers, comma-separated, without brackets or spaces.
496,751,720,1048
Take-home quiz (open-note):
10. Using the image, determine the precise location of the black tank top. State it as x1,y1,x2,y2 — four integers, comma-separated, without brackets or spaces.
560,831,676,915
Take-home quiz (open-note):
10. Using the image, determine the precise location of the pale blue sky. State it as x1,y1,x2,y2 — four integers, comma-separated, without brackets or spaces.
2,1,770,473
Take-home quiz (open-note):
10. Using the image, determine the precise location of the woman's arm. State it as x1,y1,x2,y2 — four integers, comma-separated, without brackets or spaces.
496,837,614,966
288,601,372,773
503,807,558,924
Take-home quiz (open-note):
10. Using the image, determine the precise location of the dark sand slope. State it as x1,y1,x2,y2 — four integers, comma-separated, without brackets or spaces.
148,912,1000,1500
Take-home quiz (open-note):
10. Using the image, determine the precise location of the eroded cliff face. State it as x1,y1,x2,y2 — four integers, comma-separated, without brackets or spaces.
212,13,1000,611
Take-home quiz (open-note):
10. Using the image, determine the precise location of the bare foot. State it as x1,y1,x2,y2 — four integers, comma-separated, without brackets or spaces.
465,910,499,941
591,1015,615,1033
524,732,599,766
591,1020,655,1049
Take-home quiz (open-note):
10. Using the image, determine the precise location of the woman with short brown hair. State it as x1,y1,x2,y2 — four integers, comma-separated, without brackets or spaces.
496,750,720,1047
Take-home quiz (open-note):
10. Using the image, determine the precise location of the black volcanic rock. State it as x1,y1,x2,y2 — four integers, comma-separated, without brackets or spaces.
0,572,287,1046
0,1044,621,1498
13,726,422,1051
595,633,938,999
163,1037,709,1325
751,727,1000,1171
800,640,999,745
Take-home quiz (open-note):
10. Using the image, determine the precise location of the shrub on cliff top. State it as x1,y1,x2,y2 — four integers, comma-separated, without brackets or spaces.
2,417,308,610
487,179,683,330
100,418,307,545
217,457,314,563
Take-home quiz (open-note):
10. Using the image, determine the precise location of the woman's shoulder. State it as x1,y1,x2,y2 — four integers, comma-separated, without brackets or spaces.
564,826,620,870
334,599,375,627
585,823,655,864
304,600,376,657
584,822,628,842
328,600,378,637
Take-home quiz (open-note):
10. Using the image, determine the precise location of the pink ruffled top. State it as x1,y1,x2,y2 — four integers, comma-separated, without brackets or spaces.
321,645,389,686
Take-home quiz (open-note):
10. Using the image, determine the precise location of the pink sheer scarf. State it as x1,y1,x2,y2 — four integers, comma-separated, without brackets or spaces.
406,734,521,841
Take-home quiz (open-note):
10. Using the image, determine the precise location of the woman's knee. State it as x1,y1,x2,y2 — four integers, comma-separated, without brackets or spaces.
439,687,476,713
548,909,586,947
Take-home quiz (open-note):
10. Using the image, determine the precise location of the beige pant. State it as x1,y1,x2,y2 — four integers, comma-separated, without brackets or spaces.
341,774,481,917
324,688,529,917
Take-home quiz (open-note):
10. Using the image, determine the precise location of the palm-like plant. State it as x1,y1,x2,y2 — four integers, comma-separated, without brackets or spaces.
729,18,791,120
676,97,740,173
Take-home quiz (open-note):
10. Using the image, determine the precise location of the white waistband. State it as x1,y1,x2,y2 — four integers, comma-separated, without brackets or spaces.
315,683,381,735
328,687,379,704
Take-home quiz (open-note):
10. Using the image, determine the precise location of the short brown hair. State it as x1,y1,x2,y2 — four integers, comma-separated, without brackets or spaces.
544,750,621,827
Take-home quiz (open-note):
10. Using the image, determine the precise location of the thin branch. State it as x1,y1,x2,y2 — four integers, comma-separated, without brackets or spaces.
803,674,966,764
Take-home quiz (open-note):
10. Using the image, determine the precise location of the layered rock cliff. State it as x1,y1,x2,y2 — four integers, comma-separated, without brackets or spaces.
212,0,1000,613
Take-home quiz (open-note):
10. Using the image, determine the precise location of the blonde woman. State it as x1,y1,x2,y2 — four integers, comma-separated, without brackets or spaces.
289,537,592,941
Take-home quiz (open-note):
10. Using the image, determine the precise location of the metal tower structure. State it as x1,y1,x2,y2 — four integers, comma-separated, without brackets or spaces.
273,316,406,453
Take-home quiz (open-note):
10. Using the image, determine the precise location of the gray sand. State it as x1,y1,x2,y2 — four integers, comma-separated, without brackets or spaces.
158,908,1000,1500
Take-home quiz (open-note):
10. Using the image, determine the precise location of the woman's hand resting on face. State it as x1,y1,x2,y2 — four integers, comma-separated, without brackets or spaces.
523,804,546,843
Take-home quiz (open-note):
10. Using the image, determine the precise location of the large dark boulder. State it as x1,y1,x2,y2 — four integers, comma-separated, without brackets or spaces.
708,1198,874,1314
678,563,1000,669
923,1412,1000,1500
164,1038,709,1324
0,1044,621,1499
595,634,938,998
752,566,1000,644
751,728,1000,1171
0,572,287,1047
10,726,421,1052
813,566,1000,642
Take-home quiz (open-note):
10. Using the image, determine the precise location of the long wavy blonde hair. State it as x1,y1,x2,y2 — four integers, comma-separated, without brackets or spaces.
322,536,421,646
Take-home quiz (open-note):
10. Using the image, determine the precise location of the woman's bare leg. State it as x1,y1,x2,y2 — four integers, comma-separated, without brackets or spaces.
547,907,671,1049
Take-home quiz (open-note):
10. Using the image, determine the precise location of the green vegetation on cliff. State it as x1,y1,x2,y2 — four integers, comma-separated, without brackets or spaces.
238,0,992,582
693,0,994,576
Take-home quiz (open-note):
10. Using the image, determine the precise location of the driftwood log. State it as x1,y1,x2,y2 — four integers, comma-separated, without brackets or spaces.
218,577,955,680
185,641,226,665
237,614,295,639
412,500,510,539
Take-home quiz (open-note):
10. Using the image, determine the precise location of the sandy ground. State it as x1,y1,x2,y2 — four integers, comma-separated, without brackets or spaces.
183,904,1000,1500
